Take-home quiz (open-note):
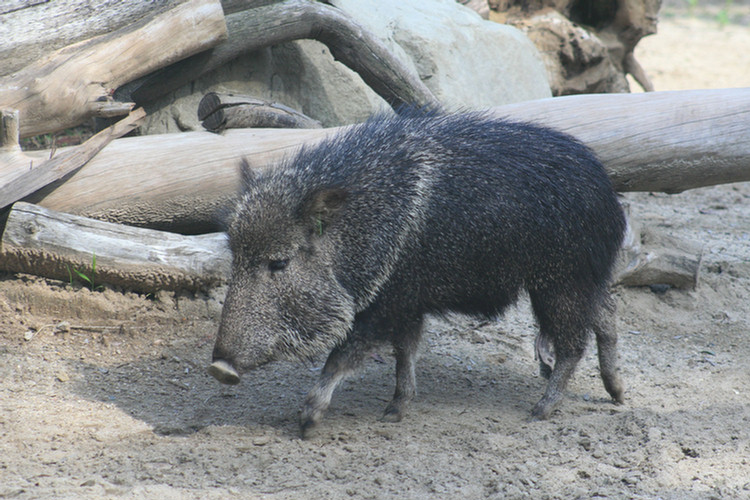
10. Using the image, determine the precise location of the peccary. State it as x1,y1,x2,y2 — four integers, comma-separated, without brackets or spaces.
208,110,626,435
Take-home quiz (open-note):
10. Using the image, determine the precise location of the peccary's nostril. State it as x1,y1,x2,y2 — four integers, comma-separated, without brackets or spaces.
208,360,240,385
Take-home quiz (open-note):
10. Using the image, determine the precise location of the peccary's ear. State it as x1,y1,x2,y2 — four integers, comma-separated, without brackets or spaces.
238,158,256,188
305,188,348,236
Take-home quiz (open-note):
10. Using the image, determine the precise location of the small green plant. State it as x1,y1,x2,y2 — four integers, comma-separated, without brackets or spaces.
717,0,733,27
66,253,103,291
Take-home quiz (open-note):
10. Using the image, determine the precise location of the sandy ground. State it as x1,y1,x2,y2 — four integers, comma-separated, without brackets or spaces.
1,7,750,500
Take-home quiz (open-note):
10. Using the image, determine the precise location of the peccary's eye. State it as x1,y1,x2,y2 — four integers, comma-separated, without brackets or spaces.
268,259,289,272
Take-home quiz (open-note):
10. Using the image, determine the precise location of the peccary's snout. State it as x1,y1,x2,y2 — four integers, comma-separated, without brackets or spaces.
208,360,240,385
208,347,241,385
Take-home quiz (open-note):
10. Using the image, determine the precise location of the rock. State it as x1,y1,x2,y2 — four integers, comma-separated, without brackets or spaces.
141,40,387,133
333,0,551,108
140,0,550,134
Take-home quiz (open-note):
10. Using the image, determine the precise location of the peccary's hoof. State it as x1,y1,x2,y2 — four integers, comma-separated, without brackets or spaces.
207,360,240,385
299,418,318,440
380,405,405,423
530,400,557,421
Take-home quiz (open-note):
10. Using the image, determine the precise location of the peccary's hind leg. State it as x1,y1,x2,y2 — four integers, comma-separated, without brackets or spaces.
531,337,586,419
593,294,624,404
300,335,374,437
382,318,423,422
529,291,588,420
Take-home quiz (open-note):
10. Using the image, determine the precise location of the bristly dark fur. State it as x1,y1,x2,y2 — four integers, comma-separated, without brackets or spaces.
210,110,627,432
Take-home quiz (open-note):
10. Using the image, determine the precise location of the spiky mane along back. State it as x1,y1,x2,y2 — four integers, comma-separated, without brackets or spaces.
237,110,625,313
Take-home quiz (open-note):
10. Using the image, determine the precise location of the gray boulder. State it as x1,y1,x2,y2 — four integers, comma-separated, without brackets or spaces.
141,0,550,134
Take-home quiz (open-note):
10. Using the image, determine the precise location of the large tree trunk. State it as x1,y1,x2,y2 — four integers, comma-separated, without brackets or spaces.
0,1,183,77
491,88,750,193
0,202,230,293
12,88,750,232
0,0,227,138
0,109,146,209
0,201,701,293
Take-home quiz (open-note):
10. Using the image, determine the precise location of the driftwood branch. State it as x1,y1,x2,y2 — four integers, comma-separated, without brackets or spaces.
0,202,230,293
20,88,750,232
617,227,703,290
198,93,322,132
128,0,440,111
615,206,702,290
0,108,146,210
0,0,227,138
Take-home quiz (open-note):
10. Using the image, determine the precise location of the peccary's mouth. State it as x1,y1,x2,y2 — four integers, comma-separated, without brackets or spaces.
207,360,241,385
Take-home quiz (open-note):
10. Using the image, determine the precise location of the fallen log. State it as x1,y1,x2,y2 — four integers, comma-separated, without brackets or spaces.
617,228,703,290
0,0,227,138
19,88,750,232
198,93,323,132
1,1,184,77
0,202,230,293
126,0,440,111
0,108,146,209
492,88,750,193
615,209,703,290
0,202,700,294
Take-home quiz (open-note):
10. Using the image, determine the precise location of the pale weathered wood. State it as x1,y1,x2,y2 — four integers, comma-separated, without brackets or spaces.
198,93,323,132
24,88,750,232
0,0,226,138
492,88,750,193
0,109,20,149
615,212,702,290
27,126,333,233
127,0,440,111
0,1,182,77
617,235,703,290
0,202,231,292
0,108,146,210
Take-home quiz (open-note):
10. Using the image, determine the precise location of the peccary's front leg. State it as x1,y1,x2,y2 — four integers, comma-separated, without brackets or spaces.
300,335,374,437
382,318,423,422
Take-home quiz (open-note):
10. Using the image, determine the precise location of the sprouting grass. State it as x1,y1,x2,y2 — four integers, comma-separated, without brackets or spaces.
717,0,734,27
680,0,740,27
67,253,103,292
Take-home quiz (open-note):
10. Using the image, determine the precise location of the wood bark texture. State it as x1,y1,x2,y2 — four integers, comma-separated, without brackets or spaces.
18,88,750,232
0,0,227,138
0,0,183,77
492,0,659,94
617,229,703,290
493,88,750,193
0,108,146,210
0,203,700,293
0,202,231,293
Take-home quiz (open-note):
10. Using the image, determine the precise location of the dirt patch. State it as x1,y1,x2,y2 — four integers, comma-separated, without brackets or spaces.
2,11,750,500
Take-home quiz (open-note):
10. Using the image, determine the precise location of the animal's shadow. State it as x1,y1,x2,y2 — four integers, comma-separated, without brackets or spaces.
70,337,551,438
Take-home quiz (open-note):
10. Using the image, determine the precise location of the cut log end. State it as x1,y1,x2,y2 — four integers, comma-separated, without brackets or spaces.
198,93,323,132
1,109,20,149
